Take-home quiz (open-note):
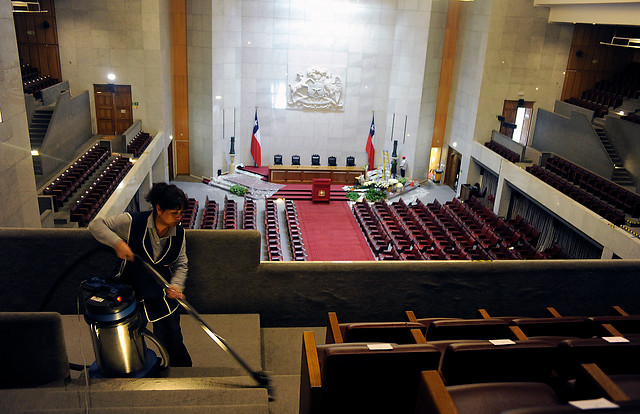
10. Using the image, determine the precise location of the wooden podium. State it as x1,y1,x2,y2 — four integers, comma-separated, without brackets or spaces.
312,178,331,202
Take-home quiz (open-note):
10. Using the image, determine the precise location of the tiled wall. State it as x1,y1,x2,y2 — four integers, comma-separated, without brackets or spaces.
0,1,41,227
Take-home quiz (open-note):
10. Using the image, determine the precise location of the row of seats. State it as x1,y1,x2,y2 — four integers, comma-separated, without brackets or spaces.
275,154,356,167
353,196,552,261
485,140,520,163
621,112,640,125
285,200,307,261
527,164,626,225
70,155,132,227
264,199,283,261
23,75,58,97
545,156,640,218
242,196,257,230
581,90,624,110
126,131,152,157
199,196,219,229
222,196,238,229
300,307,640,413
20,63,39,83
43,144,110,208
594,78,640,100
179,197,199,229
564,97,609,118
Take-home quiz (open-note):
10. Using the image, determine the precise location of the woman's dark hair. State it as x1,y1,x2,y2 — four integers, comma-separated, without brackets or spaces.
145,182,188,212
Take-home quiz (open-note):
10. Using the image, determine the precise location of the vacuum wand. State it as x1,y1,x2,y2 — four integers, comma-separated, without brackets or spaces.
134,254,275,401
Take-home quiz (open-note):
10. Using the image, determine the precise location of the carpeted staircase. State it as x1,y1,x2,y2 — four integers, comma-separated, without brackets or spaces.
269,184,348,201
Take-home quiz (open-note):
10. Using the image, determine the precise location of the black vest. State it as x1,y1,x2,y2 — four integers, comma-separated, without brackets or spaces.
120,211,185,321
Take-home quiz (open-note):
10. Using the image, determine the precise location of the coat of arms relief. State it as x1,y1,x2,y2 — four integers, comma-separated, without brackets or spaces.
287,66,344,111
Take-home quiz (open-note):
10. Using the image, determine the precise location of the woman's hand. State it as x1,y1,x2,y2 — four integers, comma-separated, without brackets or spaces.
114,240,135,261
167,285,185,300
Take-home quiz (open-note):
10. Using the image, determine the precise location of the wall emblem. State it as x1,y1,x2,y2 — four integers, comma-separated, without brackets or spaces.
288,66,344,111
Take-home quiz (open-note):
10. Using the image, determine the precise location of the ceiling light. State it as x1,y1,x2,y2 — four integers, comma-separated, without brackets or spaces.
31,150,39,156
600,36,640,49
107,73,116,81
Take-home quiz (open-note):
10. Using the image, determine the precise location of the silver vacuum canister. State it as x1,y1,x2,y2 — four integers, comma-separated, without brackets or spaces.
82,278,147,376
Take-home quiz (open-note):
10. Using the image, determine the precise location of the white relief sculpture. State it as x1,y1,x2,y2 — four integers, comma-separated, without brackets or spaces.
287,66,344,110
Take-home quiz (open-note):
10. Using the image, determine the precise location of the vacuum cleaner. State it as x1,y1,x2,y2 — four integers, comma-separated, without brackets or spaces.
133,254,275,401
81,277,169,378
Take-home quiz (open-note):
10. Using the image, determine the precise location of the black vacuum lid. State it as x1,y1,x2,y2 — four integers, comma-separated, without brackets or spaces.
82,277,137,321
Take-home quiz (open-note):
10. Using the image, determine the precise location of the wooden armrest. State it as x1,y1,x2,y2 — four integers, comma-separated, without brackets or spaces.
411,328,427,344
477,308,491,319
326,312,343,344
546,307,562,318
601,323,623,337
415,370,459,414
612,306,628,316
580,363,630,403
406,310,418,323
300,331,322,414
509,326,529,340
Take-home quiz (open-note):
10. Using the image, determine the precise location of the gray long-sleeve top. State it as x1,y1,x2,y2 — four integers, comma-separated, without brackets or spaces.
88,212,188,290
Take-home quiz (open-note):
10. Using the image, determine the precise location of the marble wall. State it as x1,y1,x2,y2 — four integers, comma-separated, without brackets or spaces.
55,0,169,135
448,0,573,188
0,1,41,227
188,0,435,178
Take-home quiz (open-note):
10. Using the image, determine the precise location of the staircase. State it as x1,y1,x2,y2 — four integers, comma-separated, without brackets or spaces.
594,126,635,186
29,107,54,176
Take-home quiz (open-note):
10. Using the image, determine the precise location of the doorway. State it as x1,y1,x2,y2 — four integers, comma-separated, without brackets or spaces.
168,141,175,181
93,84,133,135
500,100,534,145
444,147,462,192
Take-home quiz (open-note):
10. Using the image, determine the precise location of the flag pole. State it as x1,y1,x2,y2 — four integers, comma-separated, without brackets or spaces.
390,113,395,141
403,115,407,144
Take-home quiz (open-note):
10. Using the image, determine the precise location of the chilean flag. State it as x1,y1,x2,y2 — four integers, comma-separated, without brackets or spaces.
250,109,262,167
365,115,375,170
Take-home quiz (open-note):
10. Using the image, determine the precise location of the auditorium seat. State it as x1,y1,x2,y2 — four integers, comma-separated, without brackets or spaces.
299,330,441,414
311,154,320,165
327,312,427,344
328,156,337,166
346,156,355,166
274,154,283,165
292,155,301,165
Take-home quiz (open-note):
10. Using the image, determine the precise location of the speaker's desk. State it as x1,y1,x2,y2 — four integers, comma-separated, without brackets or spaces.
268,165,365,185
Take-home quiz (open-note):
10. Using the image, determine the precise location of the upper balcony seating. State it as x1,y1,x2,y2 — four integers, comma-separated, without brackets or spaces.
264,199,282,261
485,140,520,163
126,131,152,157
70,155,132,227
565,97,609,118
20,64,39,83
199,197,219,229
222,196,238,229
621,112,640,125
179,197,199,229
526,161,628,225
23,74,58,98
285,200,307,261
43,144,110,208
242,196,257,230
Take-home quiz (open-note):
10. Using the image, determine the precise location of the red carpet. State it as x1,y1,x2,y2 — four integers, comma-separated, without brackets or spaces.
296,200,375,261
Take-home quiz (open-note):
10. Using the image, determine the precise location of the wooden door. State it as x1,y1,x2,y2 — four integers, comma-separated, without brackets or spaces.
444,147,462,191
94,85,133,135
500,100,534,145
168,141,175,181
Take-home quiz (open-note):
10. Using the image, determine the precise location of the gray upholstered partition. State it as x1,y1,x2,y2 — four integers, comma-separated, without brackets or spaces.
531,109,613,179
0,229,638,327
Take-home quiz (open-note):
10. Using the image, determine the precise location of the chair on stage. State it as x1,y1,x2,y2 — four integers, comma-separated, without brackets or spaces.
274,154,283,165
311,154,320,166
328,156,337,166
346,156,355,166
292,155,301,165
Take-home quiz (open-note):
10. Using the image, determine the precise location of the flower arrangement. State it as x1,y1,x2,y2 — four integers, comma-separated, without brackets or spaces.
229,184,249,196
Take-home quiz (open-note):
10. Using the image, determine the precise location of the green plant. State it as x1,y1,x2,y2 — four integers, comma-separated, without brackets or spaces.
346,191,360,201
365,188,386,202
229,184,249,196
398,177,407,185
